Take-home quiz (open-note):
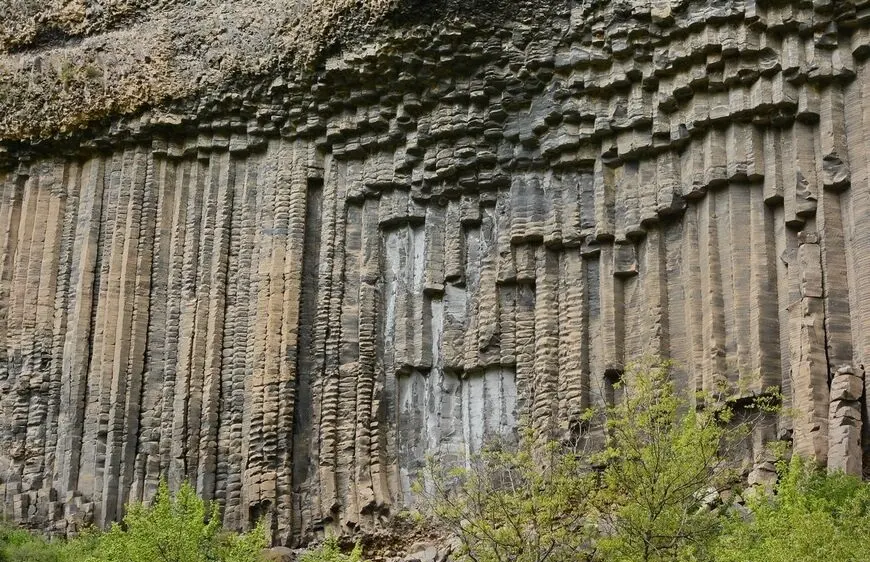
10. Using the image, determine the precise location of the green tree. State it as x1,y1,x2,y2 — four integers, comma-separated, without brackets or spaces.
593,361,777,561
416,431,600,562
713,456,870,562
82,481,266,562
0,483,265,562
415,359,779,562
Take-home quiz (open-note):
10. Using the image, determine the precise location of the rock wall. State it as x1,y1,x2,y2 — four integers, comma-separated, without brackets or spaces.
2,0,870,546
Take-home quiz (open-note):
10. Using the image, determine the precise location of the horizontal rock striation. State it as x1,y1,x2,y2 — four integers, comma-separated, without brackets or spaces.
2,0,870,546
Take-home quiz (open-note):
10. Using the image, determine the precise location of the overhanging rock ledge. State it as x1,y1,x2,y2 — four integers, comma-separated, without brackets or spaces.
1,0,870,548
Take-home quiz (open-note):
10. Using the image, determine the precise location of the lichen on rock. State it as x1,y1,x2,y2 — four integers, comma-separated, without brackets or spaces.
1,0,870,553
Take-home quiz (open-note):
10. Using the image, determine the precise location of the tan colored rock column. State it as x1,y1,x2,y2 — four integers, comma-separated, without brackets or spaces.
791,231,830,464
827,366,863,475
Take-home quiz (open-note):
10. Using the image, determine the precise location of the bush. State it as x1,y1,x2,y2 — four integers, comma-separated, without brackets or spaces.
713,457,870,562
593,361,771,561
0,525,63,562
86,481,266,562
416,359,780,562
0,521,102,562
418,431,600,562
1,482,266,562
299,535,364,562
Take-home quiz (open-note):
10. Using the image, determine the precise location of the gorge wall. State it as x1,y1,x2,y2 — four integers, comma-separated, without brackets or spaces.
2,0,870,547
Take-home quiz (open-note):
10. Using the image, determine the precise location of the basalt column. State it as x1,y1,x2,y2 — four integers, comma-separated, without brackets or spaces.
2,0,870,546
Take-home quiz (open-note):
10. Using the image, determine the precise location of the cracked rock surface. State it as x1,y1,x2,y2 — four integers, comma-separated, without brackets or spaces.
1,0,870,550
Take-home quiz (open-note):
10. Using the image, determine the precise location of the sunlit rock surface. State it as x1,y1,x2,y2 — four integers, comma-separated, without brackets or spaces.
1,0,870,547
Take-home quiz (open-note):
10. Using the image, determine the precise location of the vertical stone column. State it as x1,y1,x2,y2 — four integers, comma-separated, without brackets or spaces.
791,231,830,464
827,366,864,475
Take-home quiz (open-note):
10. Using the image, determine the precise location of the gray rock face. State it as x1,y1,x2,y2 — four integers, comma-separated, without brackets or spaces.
1,0,870,548
262,546,297,561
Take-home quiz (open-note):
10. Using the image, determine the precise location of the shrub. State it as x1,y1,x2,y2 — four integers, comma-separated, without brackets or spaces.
0,522,102,562
418,430,600,562
416,359,779,562
299,535,364,562
592,361,772,561
713,456,870,562
1,481,266,562
0,525,63,562
84,481,267,562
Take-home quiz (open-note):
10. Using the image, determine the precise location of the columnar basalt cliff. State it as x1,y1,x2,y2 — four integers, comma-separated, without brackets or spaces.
2,0,870,547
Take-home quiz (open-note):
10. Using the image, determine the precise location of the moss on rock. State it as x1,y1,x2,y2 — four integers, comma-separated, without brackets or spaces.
0,0,403,141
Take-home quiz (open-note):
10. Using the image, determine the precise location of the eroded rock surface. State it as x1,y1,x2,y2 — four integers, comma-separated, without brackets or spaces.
1,0,870,548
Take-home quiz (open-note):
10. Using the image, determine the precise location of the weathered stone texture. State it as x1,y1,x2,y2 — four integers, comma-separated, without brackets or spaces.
2,0,870,547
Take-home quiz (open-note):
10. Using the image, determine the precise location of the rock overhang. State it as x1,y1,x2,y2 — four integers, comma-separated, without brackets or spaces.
1,0,870,548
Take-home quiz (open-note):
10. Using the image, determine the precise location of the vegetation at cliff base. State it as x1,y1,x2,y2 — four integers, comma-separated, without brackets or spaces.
713,455,870,562
5,361,870,561
418,360,870,562
0,483,369,562
299,535,365,562
1,482,266,562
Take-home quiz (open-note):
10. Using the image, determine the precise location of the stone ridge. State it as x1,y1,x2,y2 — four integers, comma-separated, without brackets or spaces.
0,0,558,142
0,0,166,53
0,0,403,141
1,0,870,554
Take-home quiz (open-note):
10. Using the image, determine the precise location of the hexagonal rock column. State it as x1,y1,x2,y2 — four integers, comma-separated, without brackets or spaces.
828,366,864,475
